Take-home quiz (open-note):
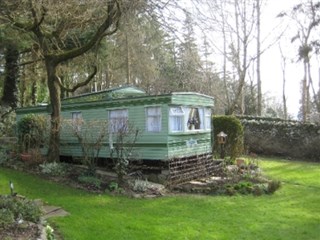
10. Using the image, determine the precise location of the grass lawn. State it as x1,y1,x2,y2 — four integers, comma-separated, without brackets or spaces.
1,158,319,240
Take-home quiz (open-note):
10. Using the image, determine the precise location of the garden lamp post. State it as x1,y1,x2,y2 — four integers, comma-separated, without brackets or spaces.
217,131,227,159
9,181,14,196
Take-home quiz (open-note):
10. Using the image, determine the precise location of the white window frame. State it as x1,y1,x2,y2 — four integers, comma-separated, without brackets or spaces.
169,106,185,132
71,111,82,132
109,109,128,133
204,108,212,130
145,106,162,132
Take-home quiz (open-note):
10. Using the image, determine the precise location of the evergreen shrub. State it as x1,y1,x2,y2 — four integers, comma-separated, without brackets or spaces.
213,115,244,160
17,114,47,152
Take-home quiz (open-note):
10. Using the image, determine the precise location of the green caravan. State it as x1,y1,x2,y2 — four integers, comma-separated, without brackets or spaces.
16,86,214,162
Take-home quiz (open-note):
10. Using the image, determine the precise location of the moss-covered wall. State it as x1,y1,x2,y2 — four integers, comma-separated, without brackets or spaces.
238,116,320,161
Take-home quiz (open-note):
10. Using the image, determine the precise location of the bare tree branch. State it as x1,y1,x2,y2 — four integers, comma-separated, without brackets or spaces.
57,66,98,93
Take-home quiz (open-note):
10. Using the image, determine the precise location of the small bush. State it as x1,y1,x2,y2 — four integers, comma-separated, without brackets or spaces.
132,179,149,193
0,195,42,227
233,181,253,195
40,162,68,176
223,184,237,196
0,208,15,227
267,180,281,194
218,181,278,196
77,175,101,189
46,224,55,240
108,182,119,191
252,184,268,196
107,182,125,194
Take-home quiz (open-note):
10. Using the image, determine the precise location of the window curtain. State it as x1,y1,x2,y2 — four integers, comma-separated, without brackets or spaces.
170,107,184,132
146,107,161,132
109,109,128,133
72,112,82,131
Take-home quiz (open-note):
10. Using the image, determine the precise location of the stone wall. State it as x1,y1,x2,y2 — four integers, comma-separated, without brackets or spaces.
238,117,320,161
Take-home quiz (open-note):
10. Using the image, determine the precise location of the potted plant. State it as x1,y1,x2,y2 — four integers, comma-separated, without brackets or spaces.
20,133,32,161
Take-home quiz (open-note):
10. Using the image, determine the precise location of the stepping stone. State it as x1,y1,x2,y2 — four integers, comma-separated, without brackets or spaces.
42,205,70,219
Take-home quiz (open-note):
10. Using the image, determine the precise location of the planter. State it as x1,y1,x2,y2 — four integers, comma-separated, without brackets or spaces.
20,153,32,162
236,159,245,167
20,149,44,164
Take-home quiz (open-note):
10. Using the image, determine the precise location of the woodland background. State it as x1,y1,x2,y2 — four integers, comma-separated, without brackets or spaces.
1,1,320,157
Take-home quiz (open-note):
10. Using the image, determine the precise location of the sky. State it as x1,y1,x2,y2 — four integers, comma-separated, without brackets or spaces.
259,0,319,118
179,0,320,118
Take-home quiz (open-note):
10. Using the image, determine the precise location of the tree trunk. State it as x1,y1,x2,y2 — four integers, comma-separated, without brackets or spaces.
46,59,62,162
125,32,131,85
222,14,230,110
279,45,287,120
31,80,37,105
256,0,262,116
282,62,287,120
1,44,19,108
302,61,308,122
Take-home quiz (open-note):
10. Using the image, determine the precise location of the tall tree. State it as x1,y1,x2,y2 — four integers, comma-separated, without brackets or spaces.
195,0,260,115
1,42,19,108
256,0,262,116
177,10,202,91
0,0,122,161
280,1,320,121
279,44,288,120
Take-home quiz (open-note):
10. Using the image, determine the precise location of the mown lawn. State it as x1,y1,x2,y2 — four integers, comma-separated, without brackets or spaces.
1,158,319,240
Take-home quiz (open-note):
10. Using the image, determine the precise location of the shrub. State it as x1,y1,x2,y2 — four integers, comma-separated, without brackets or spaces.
132,179,149,193
65,119,108,176
0,208,15,227
40,162,68,176
77,175,102,189
252,184,268,196
17,114,47,152
0,195,42,227
107,182,125,194
233,181,253,195
108,181,119,191
267,180,281,194
219,181,278,196
46,224,55,240
213,115,244,160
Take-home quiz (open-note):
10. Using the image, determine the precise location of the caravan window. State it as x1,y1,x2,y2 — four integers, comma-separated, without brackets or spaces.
186,107,211,131
169,106,211,133
146,107,161,132
109,109,128,133
71,112,82,131
169,107,184,132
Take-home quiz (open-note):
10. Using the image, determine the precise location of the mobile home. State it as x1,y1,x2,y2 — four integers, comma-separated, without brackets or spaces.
16,86,214,162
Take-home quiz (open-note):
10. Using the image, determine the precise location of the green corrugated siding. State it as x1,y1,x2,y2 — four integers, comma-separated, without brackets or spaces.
59,103,170,160
171,93,214,107
168,132,212,159
16,106,49,116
